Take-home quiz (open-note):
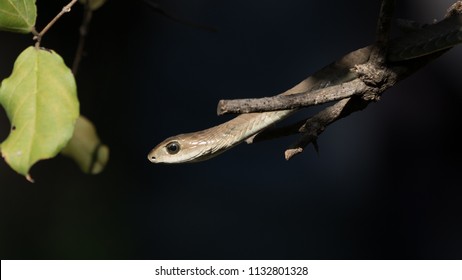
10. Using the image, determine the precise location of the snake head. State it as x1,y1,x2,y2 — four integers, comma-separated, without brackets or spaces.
147,133,217,164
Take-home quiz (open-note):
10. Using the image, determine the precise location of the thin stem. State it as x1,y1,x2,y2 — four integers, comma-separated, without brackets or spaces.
284,97,367,160
72,3,94,75
34,0,80,47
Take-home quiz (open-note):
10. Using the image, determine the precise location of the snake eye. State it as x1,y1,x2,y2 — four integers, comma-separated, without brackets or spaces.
166,141,180,154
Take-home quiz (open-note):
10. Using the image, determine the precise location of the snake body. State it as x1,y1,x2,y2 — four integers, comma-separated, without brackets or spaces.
148,14,462,164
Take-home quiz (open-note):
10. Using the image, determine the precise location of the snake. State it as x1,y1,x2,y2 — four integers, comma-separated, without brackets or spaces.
148,13,462,164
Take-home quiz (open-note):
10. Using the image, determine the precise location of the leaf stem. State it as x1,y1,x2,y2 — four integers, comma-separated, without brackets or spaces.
34,0,79,47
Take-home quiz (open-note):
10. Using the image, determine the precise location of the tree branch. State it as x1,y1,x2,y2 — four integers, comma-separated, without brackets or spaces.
218,79,368,114
284,98,354,160
232,0,462,160
34,0,80,47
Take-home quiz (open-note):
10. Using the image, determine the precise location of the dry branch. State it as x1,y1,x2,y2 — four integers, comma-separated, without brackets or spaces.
221,0,462,160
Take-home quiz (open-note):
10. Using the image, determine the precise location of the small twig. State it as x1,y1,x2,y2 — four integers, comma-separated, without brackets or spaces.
34,0,80,47
72,2,94,75
218,79,368,115
246,98,366,159
284,99,349,160
284,97,369,160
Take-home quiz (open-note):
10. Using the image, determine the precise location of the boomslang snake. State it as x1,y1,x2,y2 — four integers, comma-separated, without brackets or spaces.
148,13,462,164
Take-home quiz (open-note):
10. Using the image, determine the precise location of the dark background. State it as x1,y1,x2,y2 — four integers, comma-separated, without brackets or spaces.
1,0,462,259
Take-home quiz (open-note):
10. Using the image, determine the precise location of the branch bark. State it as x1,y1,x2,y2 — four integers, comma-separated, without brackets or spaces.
222,0,462,160
218,79,368,114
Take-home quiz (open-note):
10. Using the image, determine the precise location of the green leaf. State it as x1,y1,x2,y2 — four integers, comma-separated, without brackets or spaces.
61,115,109,175
0,46,79,179
0,0,37,33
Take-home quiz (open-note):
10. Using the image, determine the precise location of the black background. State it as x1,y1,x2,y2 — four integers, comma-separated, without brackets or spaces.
1,0,462,259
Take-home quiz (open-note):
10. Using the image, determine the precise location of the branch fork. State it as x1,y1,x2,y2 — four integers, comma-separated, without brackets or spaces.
33,0,79,47
219,0,462,160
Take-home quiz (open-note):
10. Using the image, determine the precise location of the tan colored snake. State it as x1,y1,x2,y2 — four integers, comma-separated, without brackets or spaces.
148,13,462,164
